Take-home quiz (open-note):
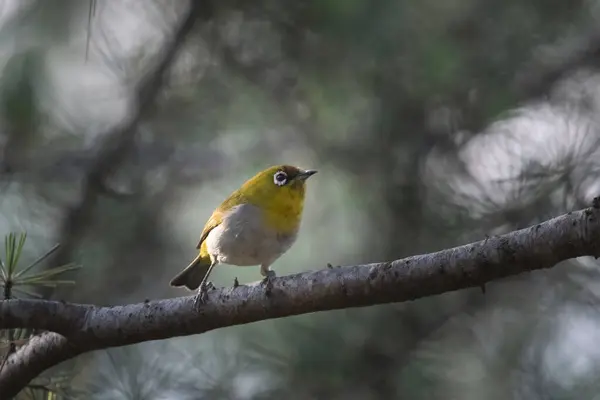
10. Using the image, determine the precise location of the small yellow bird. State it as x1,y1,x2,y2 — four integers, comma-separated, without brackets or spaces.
170,165,317,304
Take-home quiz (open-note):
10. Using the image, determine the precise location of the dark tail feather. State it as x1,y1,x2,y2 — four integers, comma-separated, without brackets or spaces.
170,254,212,291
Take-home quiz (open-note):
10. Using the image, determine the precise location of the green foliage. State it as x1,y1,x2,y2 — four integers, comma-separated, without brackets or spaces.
0,52,41,135
0,233,79,299
0,233,80,399
0,0,91,46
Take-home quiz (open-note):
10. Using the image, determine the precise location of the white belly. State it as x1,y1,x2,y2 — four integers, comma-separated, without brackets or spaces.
204,203,298,267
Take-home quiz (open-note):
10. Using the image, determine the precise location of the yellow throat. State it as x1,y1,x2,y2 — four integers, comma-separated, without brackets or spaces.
223,165,311,235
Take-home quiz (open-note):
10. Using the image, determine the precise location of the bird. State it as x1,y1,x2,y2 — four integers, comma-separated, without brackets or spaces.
169,165,317,306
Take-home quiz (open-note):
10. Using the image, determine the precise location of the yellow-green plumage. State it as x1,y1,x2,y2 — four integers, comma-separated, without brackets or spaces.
170,165,316,292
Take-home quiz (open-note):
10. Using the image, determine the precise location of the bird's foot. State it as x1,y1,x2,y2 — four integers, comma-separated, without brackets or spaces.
193,281,214,309
261,270,275,296
261,269,276,283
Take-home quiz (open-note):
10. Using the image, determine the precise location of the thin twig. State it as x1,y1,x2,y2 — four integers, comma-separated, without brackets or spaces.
85,0,97,62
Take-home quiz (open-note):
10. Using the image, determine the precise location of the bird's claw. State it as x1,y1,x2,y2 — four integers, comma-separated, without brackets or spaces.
193,281,215,309
193,291,207,309
261,270,276,282
261,271,275,296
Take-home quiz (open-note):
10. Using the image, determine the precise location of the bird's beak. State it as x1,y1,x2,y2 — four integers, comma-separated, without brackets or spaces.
296,169,318,181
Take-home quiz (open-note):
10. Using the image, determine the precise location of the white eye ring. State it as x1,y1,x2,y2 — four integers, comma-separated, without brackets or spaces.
273,171,288,186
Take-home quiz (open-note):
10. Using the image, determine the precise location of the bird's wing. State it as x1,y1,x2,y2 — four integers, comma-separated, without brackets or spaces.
197,190,247,249
196,209,225,249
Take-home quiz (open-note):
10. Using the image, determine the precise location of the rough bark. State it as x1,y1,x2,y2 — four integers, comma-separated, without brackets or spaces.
1,206,600,396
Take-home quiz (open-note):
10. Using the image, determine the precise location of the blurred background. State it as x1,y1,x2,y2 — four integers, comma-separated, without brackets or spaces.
2,0,600,398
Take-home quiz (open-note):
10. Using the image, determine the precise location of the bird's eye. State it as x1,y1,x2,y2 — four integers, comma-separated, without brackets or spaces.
273,171,288,186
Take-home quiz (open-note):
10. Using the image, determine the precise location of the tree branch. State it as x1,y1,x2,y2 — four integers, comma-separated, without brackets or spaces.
1,206,600,396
